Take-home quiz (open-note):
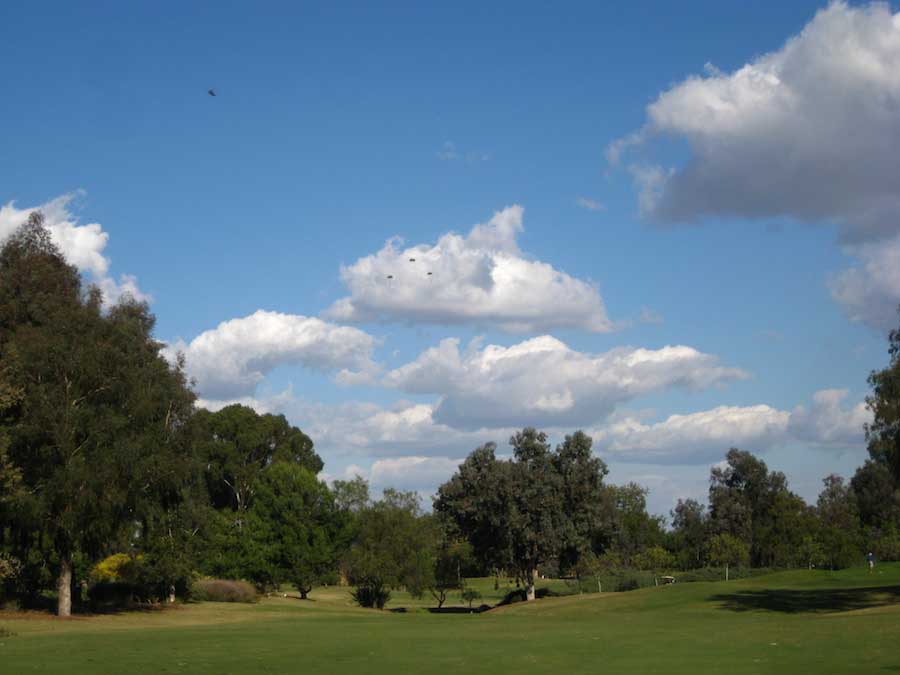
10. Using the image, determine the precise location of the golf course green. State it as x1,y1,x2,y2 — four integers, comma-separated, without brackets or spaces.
1,564,898,674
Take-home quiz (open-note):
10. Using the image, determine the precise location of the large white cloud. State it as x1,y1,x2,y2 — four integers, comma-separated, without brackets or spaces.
0,193,150,305
611,1,900,245
325,205,614,333
165,310,379,400
594,389,870,464
595,405,790,464
609,2,900,331
384,335,747,430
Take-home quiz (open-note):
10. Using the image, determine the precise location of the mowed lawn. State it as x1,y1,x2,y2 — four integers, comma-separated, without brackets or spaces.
2,566,899,675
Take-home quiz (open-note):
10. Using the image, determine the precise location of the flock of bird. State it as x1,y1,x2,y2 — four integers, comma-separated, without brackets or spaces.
208,87,432,284
386,258,433,282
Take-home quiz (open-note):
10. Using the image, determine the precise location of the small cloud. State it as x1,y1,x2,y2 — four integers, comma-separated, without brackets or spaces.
576,196,606,212
436,141,460,161
437,141,489,162
638,307,664,324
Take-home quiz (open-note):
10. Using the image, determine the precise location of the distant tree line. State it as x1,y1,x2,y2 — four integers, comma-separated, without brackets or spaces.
1,213,899,615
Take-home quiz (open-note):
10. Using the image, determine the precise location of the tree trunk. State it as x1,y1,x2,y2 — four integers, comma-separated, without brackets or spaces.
525,568,536,601
57,558,73,617
299,588,309,600
725,563,729,582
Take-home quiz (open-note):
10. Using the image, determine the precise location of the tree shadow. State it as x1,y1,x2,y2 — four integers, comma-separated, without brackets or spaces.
709,585,900,614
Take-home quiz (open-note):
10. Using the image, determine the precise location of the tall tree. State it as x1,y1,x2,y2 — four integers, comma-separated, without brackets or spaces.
346,490,435,609
865,306,900,482
670,499,708,570
193,404,322,516
0,213,196,616
816,474,863,570
554,431,608,576
708,448,793,567
437,428,605,601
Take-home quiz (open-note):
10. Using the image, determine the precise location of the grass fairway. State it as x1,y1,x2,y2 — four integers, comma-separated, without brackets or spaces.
1,566,899,674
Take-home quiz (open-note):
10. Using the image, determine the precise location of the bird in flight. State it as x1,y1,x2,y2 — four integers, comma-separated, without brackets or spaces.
208,89,217,97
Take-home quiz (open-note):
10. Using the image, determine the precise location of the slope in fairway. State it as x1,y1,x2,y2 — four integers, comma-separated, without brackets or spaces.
1,565,899,675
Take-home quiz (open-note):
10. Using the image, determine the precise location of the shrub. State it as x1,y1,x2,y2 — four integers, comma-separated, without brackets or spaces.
616,577,640,592
352,583,391,609
88,581,143,610
190,579,257,603
0,626,16,638
90,553,142,584
497,588,527,605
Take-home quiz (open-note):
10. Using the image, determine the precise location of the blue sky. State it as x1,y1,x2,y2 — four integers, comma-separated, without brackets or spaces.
2,0,897,515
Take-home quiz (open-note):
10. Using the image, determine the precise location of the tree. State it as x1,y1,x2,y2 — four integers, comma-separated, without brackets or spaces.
243,462,344,598
706,533,749,581
816,474,862,570
670,499,708,570
193,404,322,516
852,460,900,533
597,483,665,566
865,306,900,483
437,429,577,601
553,431,608,577
428,527,472,609
0,213,196,616
708,448,793,567
346,490,435,609
332,475,370,514
633,546,675,585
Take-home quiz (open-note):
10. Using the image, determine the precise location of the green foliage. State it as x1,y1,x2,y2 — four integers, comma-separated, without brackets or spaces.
193,405,322,514
0,213,197,615
816,474,863,569
865,307,900,483
707,533,750,570
351,582,391,609
436,428,608,599
597,482,665,566
429,531,471,608
346,490,435,608
670,498,708,569
633,545,676,573
460,587,482,608
190,579,257,603
242,462,345,598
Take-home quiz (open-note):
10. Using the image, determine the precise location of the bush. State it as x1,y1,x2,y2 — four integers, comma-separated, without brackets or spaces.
190,579,257,603
497,588,527,605
0,627,16,638
352,583,391,609
90,553,142,583
616,577,640,592
88,581,144,610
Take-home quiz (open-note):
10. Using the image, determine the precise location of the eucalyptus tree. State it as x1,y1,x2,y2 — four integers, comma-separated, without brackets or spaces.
0,213,195,615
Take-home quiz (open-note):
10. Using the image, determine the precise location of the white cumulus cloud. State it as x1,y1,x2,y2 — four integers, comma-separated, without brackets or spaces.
594,389,870,464
611,1,900,244
384,335,748,430
324,205,614,333
0,193,150,304
595,405,791,464
165,310,378,400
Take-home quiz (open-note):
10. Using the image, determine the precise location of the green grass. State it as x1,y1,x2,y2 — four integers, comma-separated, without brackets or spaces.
2,565,899,674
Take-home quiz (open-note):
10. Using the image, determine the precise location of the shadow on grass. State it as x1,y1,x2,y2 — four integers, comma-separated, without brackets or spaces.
709,585,900,614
